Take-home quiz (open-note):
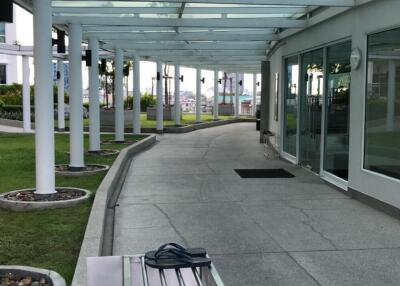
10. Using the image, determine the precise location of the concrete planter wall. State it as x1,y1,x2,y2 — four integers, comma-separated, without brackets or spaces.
0,266,66,286
100,109,133,127
218,103,234,116
146,106,182,121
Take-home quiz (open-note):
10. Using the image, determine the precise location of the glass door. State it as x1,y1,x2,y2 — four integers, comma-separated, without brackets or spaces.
283,56,299,157
323,42,351,181
300,49,324,172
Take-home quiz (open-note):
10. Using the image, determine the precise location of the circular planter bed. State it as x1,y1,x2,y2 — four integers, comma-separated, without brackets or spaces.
0,266,66,286
88,149,120,156
0,187,90,212
55,164,109,176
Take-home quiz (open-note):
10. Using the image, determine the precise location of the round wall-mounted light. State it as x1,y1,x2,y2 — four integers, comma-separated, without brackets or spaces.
350,48,362,70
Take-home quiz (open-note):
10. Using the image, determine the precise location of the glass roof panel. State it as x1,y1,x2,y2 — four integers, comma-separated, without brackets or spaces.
52,1,182,8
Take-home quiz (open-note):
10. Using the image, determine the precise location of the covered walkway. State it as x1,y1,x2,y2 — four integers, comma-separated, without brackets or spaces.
114,123,400,286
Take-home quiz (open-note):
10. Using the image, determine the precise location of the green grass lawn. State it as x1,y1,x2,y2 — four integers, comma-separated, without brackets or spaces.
56,113,251,129
0,133,146,285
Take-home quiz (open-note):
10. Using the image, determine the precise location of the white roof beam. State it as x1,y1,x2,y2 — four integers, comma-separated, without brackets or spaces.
53,17,307,29
52,0,354,7
85,32,278,41
130,50,267,57
53,6,308,15
102,42,269,50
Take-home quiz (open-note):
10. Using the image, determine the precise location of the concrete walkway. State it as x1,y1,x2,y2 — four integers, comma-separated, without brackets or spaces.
0,124,25,133
114,123,400,286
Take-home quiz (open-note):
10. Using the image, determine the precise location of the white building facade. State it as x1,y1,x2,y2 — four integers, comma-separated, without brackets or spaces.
265,0,400,210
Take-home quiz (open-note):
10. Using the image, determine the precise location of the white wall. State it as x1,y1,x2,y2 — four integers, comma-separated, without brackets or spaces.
268,0,400,208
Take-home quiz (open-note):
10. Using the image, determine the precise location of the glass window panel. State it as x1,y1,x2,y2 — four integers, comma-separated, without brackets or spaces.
323,41,351,180
283,56,299,156
365,28,400,179
0,23,5,43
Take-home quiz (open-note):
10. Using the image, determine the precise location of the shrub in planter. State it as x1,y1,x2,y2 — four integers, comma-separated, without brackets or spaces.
141,94,156,112
0,99,4,110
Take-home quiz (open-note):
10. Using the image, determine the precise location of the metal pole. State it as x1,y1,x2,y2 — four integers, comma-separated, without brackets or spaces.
213,69,219,120
156,61,163,132
235,72,240,118
88,38,100,151
253,73,257,116
133,55,141,134
174,64,181,126
196,68,202,123
114,48,125,142
57,59,65,131
22,55,31,132
68,22,85,169
33,0,56,194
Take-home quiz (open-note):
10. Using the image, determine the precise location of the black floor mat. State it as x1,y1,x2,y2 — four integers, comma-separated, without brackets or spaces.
235,168,295,178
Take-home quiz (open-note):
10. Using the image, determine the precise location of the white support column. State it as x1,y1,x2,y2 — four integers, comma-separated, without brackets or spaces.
235,72,240,118
387,60,396,132
22,55,31,132
68,22,85,169
213,69,219,121
196,68,202,123
57,59,65,131
156,60,163,132
114,49,124,142
88,38,100,151
133,55,141,134
253,73,257,116
174,64,181,126
33,0,56,195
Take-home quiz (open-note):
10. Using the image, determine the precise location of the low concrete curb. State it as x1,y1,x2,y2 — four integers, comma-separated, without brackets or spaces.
0,265,66,286
71,135,157,286
164,118,256,133
0,187,91,212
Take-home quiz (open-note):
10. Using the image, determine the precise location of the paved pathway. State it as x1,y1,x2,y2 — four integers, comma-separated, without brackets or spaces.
0,124,25,133
114,123,400,286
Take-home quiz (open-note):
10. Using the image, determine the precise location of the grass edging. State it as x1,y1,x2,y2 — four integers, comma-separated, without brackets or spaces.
71,135,157,286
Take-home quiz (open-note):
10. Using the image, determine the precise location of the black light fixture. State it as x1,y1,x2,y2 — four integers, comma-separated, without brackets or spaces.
82,50,92,67
256,81,260,87
157,72,161,81
56,71,61,80
179,75,184,82
52,30,66,54
218,79,222,84
0,0,13,23
238,80,243,86
200,77,205,84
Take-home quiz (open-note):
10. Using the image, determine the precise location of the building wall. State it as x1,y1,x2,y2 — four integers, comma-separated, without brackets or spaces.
268,0,400,208
0,5,18,85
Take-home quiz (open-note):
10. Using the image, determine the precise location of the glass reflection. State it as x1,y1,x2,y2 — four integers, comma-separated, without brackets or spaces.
365,29,400,179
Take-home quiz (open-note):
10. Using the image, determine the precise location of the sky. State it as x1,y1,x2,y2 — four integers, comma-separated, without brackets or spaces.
13,5,260,98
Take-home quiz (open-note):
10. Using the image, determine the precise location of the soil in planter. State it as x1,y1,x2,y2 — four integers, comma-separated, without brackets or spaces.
88,149,119,156
55,164,106,172
101,140,139,145
5,189,86,202
1,274,50,286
